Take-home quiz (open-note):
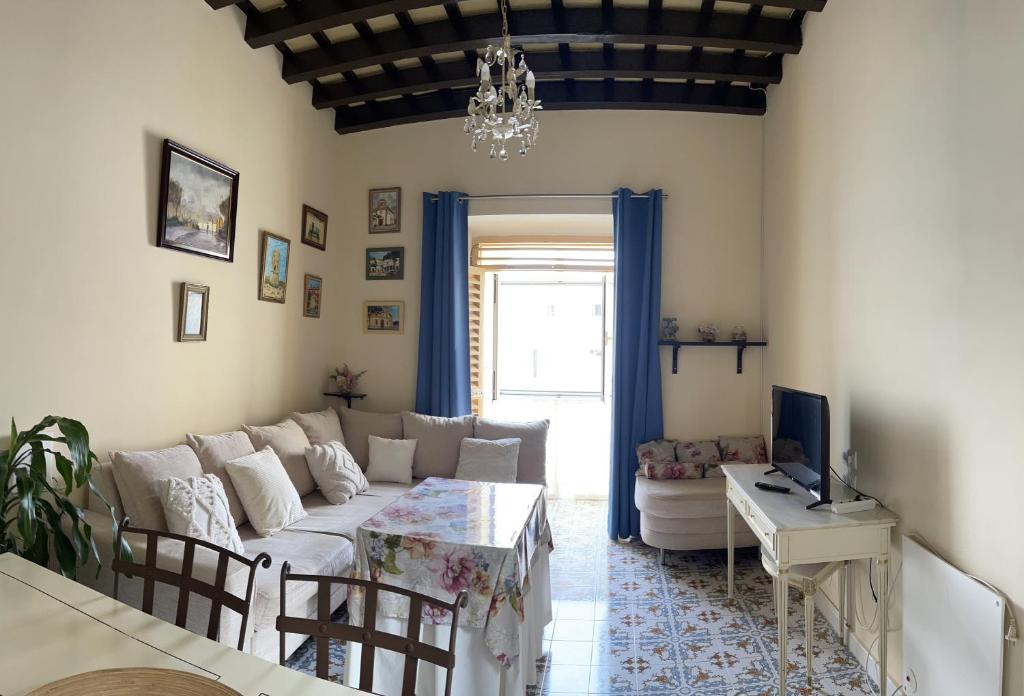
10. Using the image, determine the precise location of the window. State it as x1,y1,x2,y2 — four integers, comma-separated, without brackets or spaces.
472,237,613,272
493,271,611,399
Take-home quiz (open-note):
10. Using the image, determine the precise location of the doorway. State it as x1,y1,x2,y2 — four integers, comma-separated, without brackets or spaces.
470,216,614,499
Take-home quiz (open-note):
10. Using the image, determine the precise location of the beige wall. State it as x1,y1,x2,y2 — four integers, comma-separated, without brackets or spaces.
0,1,342,459
332,111,766,440
763,1,1024,691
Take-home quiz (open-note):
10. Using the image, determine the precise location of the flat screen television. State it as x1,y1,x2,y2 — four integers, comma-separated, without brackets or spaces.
770,385,831,509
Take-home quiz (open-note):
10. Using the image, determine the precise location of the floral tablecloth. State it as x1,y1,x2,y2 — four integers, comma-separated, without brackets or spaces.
350,477,552,668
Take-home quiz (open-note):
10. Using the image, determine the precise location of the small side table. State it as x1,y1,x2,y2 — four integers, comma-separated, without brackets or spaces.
323,392,367,409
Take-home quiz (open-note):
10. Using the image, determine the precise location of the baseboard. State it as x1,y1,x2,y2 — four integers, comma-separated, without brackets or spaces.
814,592,902,694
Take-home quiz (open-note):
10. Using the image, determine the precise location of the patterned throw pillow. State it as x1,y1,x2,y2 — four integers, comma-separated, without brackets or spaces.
305,441,369,504
718,435,769,468
635,439,702,480
158,473,245,554
675,440,723,478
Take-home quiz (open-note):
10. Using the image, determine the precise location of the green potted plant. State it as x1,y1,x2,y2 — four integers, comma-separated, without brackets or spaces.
1,416,127,578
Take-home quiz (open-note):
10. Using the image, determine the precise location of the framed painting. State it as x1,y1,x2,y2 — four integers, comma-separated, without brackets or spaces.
363,301,404,334
301,204,328,250
157,140,239,262
303,274,322,318
368,187,401,234
258,231,291,303
177,283,209,342
365,246,404,280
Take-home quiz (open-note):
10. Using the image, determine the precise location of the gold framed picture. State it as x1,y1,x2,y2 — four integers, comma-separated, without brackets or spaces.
303,274,322,318
368,187,401,233
363,300,404,334
177,283,209,342
258,231,291,303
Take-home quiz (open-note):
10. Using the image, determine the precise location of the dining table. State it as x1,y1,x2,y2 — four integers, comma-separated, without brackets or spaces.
345,477,553,696
0,552,367,696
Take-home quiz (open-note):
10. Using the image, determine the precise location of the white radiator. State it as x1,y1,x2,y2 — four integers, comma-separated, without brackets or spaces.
902,535,1004,695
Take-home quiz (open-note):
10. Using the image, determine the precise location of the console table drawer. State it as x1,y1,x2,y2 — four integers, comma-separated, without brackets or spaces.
745,503,776,551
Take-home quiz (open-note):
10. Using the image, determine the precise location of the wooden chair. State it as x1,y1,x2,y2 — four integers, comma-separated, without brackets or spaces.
112,516,271,651
276,562,470,696
760,546,846,688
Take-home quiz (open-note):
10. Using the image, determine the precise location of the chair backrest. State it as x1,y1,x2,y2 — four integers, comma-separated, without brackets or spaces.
112,516,271,651
276,562,470,696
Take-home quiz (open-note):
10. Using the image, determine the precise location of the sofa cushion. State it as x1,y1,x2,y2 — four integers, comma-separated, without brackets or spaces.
675,440,722,478
239,527,354,634
401,412,474,479
185,430,255,525
474,418,550,485
243,419,315,496
366,436,416,484
338,408,403,471
305,441,368,504
291,408,345,446
110,445,203,530
87,460,124,519
718,435,768,464
455,437,520,483
634,475,733,519
226,447,307,537
287,483,415,540
158,474,245,555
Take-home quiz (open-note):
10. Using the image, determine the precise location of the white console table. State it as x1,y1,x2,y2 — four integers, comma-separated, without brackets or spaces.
722,464,898,695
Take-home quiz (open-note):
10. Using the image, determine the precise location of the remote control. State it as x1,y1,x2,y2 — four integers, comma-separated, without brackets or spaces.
754,481,791,494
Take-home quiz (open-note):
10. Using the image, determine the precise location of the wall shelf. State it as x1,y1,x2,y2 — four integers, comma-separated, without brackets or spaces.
658,340,767,375
323,392,367,409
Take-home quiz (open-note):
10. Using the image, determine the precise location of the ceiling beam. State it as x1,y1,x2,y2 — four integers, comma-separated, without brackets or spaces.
334,81,765,134
283,7,801,83
314,50,782,108
244,0,823,48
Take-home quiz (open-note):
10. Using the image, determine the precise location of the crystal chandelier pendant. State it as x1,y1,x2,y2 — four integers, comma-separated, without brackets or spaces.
464,0,541,160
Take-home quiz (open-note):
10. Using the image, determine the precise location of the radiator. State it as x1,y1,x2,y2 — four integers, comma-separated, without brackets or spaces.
902,535,1004,695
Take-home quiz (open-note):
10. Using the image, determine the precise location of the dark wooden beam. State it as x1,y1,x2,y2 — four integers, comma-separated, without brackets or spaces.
314,50,782,108
334,81,765,134
282,7,801,83
244,0,824,47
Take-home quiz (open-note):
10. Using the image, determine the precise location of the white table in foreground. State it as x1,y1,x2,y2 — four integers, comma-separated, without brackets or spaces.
722,464,899,696
346,477,553,696
0,553,366,696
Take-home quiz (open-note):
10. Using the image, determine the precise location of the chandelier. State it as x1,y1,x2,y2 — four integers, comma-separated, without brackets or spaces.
463,0,541,160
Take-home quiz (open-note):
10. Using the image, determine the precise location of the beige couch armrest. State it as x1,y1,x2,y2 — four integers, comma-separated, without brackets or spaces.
79,509,258,652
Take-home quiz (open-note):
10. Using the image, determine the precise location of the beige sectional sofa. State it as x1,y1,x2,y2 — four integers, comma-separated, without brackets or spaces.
79,408,548,662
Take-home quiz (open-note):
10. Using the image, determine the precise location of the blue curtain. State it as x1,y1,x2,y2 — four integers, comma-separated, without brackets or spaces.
415,191,472,417
608,188,665,539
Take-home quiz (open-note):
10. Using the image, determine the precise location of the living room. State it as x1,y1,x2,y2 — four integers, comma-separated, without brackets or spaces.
0,1,1020,695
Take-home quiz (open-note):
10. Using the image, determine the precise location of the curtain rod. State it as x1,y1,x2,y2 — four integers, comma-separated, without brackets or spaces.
427,192,668,202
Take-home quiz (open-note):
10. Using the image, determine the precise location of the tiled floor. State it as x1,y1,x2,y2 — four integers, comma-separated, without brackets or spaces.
288,498,878,695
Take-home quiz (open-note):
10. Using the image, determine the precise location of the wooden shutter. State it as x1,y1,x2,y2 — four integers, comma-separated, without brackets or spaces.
468,267,484,416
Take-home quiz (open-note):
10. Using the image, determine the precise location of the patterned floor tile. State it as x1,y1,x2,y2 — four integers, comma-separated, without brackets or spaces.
286,498,877,696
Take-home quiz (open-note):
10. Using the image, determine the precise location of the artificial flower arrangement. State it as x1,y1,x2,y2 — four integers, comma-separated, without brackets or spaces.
331,364,366,395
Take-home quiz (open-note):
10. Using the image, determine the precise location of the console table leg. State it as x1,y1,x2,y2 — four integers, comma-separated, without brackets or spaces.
879,556,889,696
839,561,848,647
777,566,789,695
726,499,735,599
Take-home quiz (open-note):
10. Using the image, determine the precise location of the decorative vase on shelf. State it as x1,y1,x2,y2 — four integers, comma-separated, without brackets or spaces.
697,323,719,343
732,325,748,342
662,317,679,341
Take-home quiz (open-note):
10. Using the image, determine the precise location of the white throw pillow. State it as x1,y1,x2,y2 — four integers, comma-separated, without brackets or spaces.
305,441,369,504
157,474,245,554
455,437,521,484
225,447,307,537
365,436,417,484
